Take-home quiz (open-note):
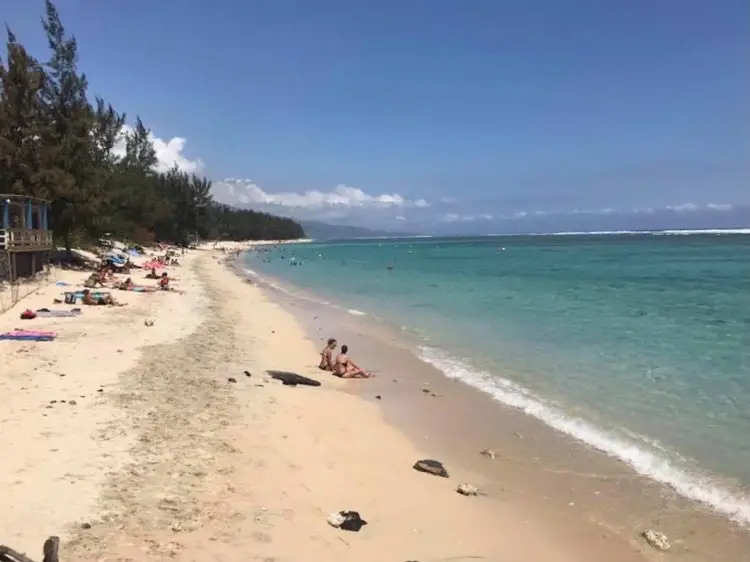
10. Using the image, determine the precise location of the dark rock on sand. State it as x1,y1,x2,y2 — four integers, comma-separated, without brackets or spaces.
227,377,237,383
244,370,252,377
375,395,382,400
327,511,368,532
413,459,449,478
266,370,322,387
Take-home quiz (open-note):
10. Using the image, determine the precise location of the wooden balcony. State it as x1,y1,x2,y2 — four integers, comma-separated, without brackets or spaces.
0,228,54,251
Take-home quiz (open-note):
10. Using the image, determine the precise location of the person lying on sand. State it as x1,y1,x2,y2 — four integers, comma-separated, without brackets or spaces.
82,289,125,306
319,338,337,371
334,345,374,378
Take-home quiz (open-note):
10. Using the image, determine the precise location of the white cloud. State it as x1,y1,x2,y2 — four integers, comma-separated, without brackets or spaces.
112,125,204,174
213,178,430,210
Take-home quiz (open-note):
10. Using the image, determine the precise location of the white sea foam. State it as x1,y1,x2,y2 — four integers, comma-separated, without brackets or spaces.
347,309,367,316
418,345,750,527
525,228,750,237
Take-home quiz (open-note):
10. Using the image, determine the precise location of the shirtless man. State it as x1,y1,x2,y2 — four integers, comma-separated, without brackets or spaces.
82,289,123,306
334,344,374,378
319,338,337,371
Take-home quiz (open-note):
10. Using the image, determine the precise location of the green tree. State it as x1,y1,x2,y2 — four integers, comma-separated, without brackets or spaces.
0,27,46,197
36,0,99,250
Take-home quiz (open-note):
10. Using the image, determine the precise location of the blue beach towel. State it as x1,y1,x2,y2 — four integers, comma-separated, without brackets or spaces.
0,334,56,341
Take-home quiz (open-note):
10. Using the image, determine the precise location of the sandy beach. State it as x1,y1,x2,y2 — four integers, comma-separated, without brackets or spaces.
0,247,746,561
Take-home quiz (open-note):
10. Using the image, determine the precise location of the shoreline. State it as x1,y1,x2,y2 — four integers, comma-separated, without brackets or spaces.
232,251,750,560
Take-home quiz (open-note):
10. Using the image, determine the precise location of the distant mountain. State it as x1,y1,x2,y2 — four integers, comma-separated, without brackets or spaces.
300,220,415,240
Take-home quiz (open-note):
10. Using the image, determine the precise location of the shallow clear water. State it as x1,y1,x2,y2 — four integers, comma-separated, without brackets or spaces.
244,233,750,523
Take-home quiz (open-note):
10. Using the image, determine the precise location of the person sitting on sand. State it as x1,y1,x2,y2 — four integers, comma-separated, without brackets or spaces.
145,268,159,279
319,338,337,371
116,277,135,290
158,272,170,290
83,273,102,288
81,289,123,306
334,345,374,378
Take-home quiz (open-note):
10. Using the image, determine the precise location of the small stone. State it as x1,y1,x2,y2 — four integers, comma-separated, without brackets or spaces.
69,400,77,406
375,395,382,400
144,319,154,327
81,522,92,529
97,389,103,393
244,370,252,377
480,448,497,459
227,377,237,383
422,388,430,394
642,530,670,551
456,483,479,496
327,512,345,528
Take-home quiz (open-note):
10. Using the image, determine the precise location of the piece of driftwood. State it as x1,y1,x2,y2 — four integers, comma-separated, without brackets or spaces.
266,370,322,387
0,536,59,562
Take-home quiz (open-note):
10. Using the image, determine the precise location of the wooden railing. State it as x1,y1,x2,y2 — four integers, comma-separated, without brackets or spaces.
0,228,54,250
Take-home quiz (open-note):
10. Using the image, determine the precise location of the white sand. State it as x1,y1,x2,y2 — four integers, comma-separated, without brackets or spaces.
0,249,648,561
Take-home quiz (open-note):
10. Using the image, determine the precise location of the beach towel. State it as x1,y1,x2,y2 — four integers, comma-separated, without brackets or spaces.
0,329,57,341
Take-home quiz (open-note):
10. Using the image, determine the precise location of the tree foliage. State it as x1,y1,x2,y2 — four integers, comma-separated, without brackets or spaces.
0,0,304,249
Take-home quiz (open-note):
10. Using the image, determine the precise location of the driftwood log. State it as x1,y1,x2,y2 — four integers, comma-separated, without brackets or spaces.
266,370,322,387
0,536,59,562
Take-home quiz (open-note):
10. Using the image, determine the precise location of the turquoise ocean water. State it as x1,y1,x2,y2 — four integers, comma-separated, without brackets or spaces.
244,231,750,524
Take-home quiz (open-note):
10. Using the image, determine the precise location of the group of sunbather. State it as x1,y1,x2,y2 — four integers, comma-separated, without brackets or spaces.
319,338,374,378
114,271,172,291
76,266,176,308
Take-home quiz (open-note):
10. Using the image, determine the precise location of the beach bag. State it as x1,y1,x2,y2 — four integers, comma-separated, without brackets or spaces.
64,292,76,304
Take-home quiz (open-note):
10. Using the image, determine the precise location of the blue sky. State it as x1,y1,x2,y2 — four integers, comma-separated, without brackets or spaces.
2,0,749,233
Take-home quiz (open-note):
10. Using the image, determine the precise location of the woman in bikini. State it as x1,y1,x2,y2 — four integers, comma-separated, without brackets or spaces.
334,345,374,378
319,338,337,371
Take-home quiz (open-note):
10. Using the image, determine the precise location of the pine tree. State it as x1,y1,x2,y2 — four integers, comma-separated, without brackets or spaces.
121,116,157,173
36,0,97,250
0,27,46,197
